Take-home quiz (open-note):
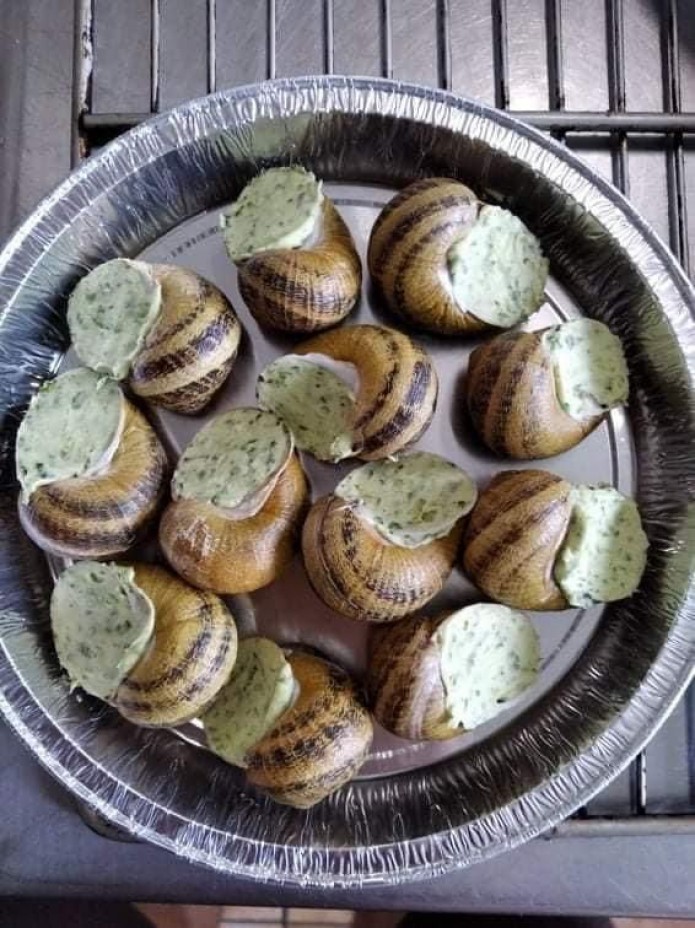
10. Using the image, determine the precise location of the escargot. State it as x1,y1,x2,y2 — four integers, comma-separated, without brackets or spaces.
51,560,238,727
302,452,477,622
368,177,548,335
222,166,362,333
367,604,540,741
462,469,648,611
68,259,241,414
159,407,309,594
244,651,373,808
466,319,630,458
257,323,438,462
203,637,297,768
17,368,167,559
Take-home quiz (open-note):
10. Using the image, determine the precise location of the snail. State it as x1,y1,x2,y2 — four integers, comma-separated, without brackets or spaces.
222,166,362,333
302,452,477,622
68,259,241,414
368,177,548,335
159,407,309,594
462,469,648,611
244,651,373,808
367,604,540,741
16,368,167,559
257,324,438,462
465,319,630,459
203,637,297,768
51,561,238,727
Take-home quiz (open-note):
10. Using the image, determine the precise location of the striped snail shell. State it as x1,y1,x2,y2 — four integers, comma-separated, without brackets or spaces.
367,605,541,741
367,614,452,740
368,178,485,335
20,400,167,560
160,453,309,595
237,198,362,333
130,264,242,414
114,564,238,727
301,494,463,623
245,651,373,809
68,260,241,415
294,323,438,460
466,329,598,459
462,469,572,610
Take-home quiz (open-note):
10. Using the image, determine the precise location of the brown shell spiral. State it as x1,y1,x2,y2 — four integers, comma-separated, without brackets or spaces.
295,323,438,460
246,651,373,808
159,454,309,595
368,177,487,335
367,613,458,741
466,329,598,459
114,564,238,727
237,199,362,333
20,402,167,559
129,264,241,414
302,495,463,623
462,469,572,611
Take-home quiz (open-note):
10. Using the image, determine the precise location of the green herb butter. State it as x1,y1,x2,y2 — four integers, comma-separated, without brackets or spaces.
172,407,293,511
447,205,548,328
68,258,162,379
435,603,540,730
221,166,323,262
335,451,477,548
257,353,358,462
16,368,124,499
203,637,297,767
51,561,155,700
555,485,648,607
543,319,629,420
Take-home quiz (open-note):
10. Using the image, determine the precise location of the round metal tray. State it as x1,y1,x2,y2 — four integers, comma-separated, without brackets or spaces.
0,77,693,886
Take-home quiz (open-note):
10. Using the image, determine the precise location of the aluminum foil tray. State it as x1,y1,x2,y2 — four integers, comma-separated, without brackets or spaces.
0,77,693,887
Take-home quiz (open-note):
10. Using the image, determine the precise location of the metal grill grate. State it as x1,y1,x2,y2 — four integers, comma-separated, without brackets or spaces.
73,0,695,833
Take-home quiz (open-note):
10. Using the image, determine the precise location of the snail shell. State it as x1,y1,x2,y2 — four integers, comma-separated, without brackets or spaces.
160,454,309,595
130,264,242,414
466,329,598,459
368,178,486,335
294,323,438,460
237,199,362,333
245,651,373,808
367,604,541,741
462,469,572,610
302,494,463,623
20,401,167,559
368,614,452,740
114,564,238,727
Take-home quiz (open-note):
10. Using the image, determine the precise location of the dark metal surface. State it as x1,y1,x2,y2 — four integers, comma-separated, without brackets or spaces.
0,0,693,915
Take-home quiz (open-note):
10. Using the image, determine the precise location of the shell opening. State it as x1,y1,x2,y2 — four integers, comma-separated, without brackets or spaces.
221,166,324,262
50,561,155,700
257,353,359,462
435,604,540,730
171,407,293,516
542,319,629,421
335,451,477,548
554,485,648,608
447,205,548,328
203,637,298,768
15,368,126,500
67,259,162,380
